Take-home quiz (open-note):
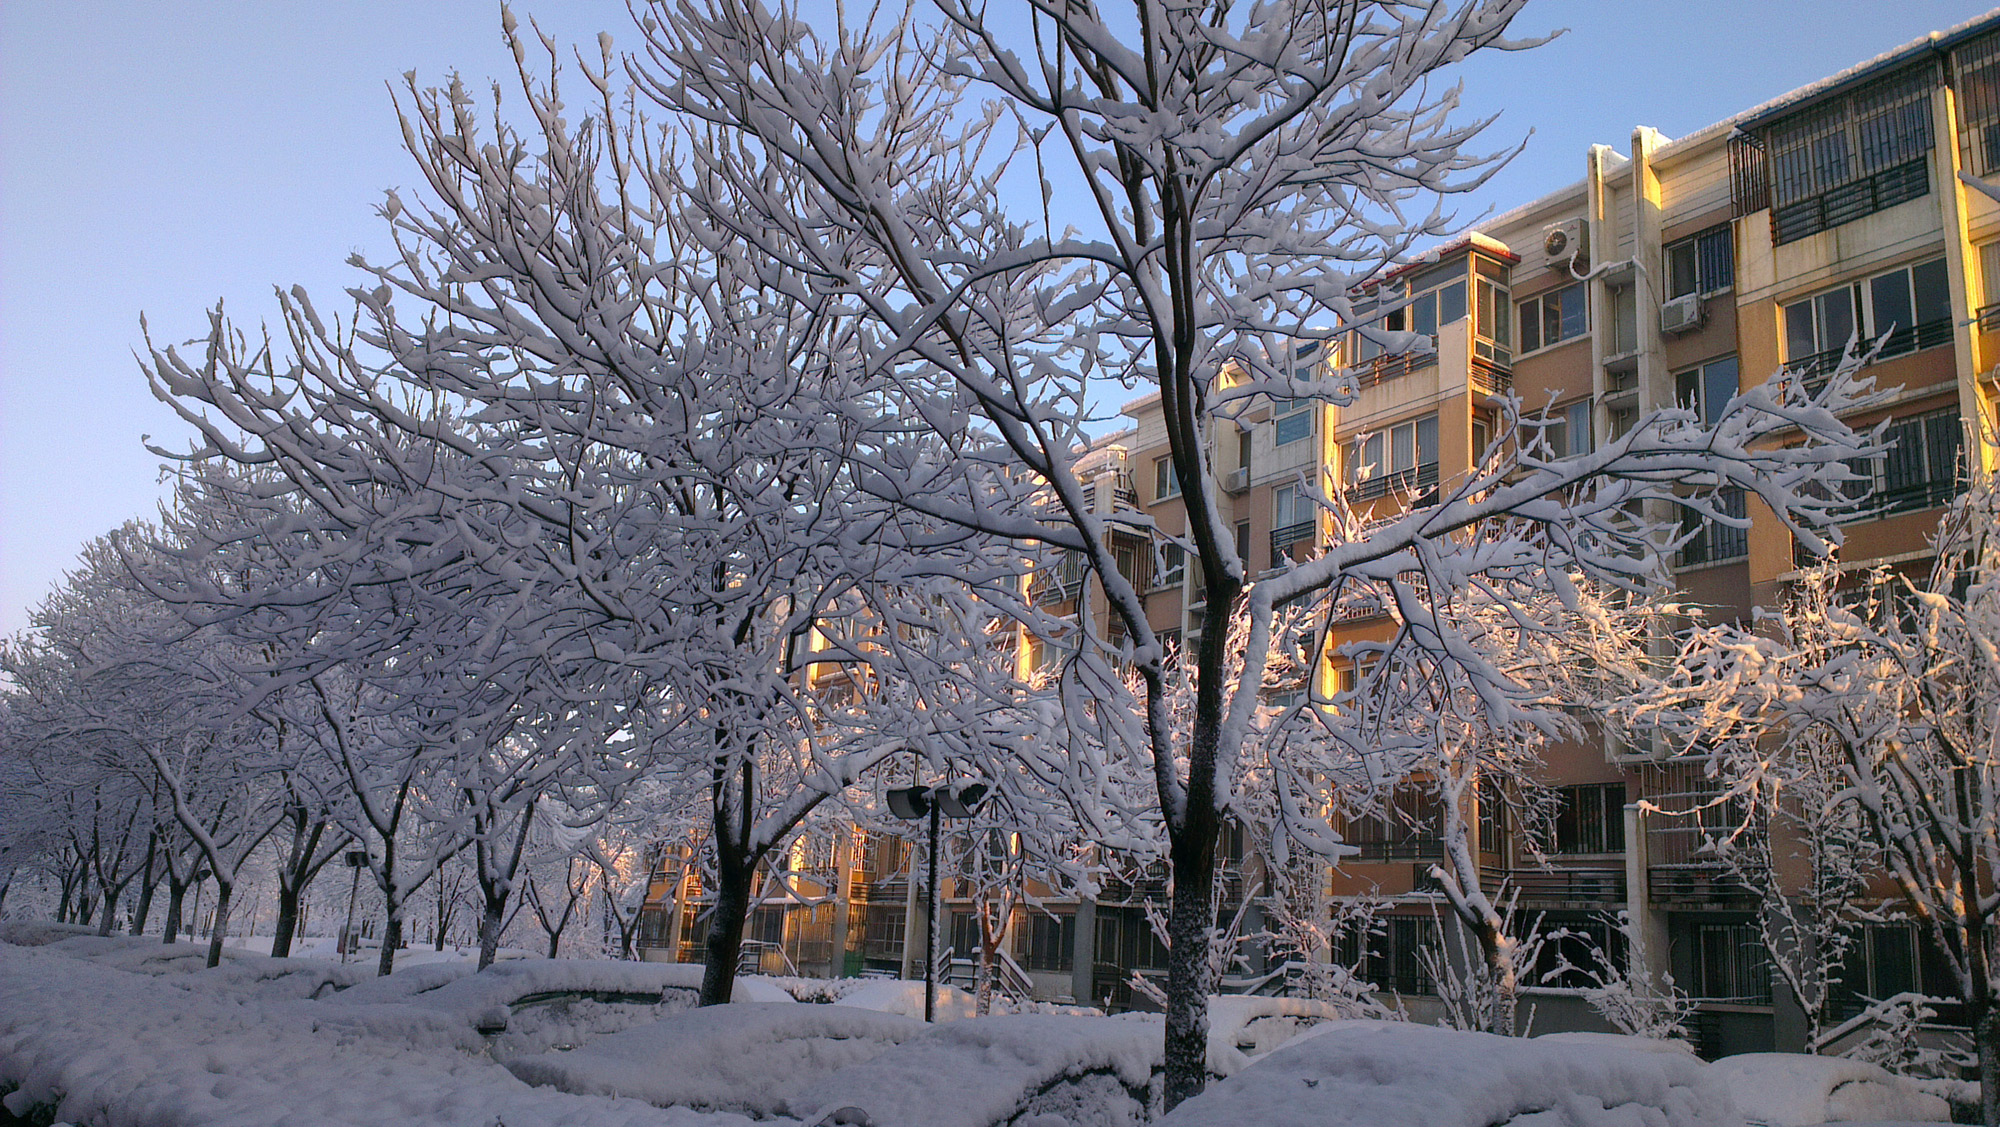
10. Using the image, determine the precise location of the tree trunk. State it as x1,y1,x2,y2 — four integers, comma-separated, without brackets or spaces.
129,837,159,936
700,844,754,1006
75,891,95,929
477,888,506,971
271,883,303,957
377,910,402,977
163,877,188,943
94,880,118,936
1163,816,1219,1110
205,880,233,969
436,875,451,951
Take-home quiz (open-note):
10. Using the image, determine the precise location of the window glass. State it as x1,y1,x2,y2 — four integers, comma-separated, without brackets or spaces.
1817,288,1856,351
1415,415,1438,467
1870,270,1914,339
1701,356,1738,427
1517,283,1586,353
1912,258,1951,326
1566,401,1592,457
1785,299,1817,358
1668,240,1698,300
1438,280,1467,326
1391,421,1416,472
1154,456,1179,500
1412,291,1438,338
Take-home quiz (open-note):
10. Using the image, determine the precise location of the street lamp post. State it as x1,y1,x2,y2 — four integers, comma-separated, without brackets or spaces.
885,782,987,1022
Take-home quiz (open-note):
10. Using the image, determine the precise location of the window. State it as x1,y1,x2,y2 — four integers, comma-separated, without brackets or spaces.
1273,398,1314,446
1679,487,1749,567
1014,910,1074,972
1763,63,1935,243
1851,408,1963,516
1981,241,2000,326
1356,265,1467,364
1347,414,1439,501
1783,258,1950,376
1234,520,1251,564
1153,455,1179,501
1336,915,1436,996
1674,355,1740,427
1114,543,1141,588
1693,921,1773,1003
1666,225,1734,299
1271,484,1316,567
1155,543,1185,590
1517,282,1587,353
1551,784,1626,854
1543,400,1594,459
1956,31,2000,176
1475,264,1512,364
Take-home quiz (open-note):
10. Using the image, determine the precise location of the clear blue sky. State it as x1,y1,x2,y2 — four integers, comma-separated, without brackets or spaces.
2,0,1994,638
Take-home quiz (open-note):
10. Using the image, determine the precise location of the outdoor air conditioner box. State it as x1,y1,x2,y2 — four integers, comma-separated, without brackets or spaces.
1542,218,1587,271
1661,293,1705,335
1225,466,1251,494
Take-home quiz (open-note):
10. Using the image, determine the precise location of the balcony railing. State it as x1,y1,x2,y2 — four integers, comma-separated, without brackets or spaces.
1354,350,1437,389
1471,356,1512,396
1787,316,1953,385
1269,520,1316,567
1771,157,1929,245
1346,462,1439,504
1504,866,1628,904
1345,838,1444,863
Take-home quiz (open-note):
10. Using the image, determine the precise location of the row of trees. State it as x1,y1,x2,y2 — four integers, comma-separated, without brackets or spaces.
0,0,1910,1109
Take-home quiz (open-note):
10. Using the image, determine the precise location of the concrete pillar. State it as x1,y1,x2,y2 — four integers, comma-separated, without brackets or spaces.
1934,83,1997,472
1623,802,1669,988
1071,897,1098,1007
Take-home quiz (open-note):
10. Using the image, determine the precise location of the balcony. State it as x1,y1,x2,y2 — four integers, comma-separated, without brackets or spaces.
1345,838,1444,863
1345,462,1439,504
1470,356,1512,397
1354,350,1437,390
1771,157,1929,245
1269,520,1316,567
1504,866,1627,905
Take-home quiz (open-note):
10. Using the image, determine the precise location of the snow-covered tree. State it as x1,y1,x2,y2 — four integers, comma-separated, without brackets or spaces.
143,24,1045,1001
649,0,1884,1100
1626,472,2000,1123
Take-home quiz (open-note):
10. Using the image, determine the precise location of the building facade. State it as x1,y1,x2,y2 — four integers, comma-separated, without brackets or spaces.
637,12,2000,1057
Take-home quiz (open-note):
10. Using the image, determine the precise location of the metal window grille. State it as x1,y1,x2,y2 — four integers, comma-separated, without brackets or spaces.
1758,62,1938,244
1955,30,2000,175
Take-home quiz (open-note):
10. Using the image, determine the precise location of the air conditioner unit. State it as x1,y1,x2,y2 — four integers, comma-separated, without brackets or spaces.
1224,467,1251,494
1660,293,1705,335
1542,217,1587,271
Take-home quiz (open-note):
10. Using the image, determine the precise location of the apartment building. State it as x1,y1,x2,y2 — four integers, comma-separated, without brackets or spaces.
635,12,2000,1055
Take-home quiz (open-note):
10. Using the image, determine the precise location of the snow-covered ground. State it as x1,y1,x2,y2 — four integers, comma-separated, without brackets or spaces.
0,931,1964,1127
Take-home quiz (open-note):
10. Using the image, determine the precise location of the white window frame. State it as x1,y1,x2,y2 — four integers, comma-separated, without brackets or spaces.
1516,281,1588,355
1153,454,1180,501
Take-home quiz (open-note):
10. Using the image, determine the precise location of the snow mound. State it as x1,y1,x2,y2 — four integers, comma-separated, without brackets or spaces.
789,1012,1164,1127
1206,995,1350,1077
0,920,98,946
505,1002,923,1116
1157,1021,1740,1127
0,942,760,1126
1535,1032,1699,1056
1707,1053,1950,1127
814,978,978,1021
191,954,375,1000
320,960,476,1005
411,959,740,1031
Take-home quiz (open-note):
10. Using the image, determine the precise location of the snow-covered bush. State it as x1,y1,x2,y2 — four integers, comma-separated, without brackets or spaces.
1707,1052,1950,1127
790,1013,1165,1127
504,1002,923,1117
1158,1021,1738,1127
